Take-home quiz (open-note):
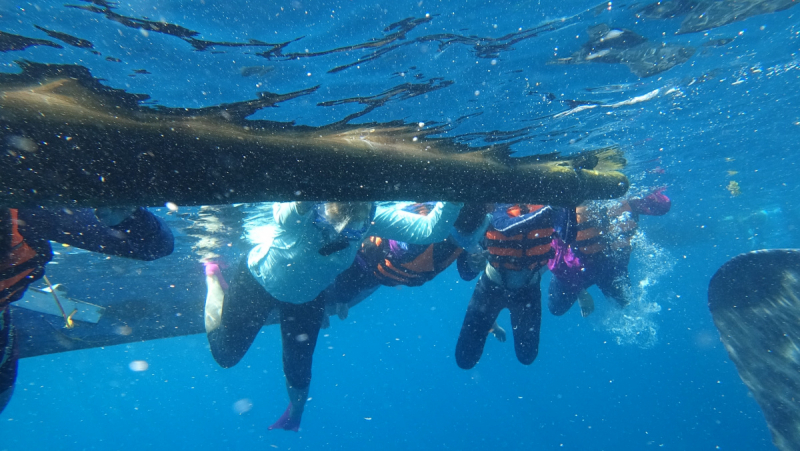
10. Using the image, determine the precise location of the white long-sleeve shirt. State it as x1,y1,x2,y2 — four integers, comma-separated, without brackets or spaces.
246,201,462,304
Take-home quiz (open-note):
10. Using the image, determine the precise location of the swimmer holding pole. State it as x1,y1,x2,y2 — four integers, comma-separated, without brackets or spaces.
0,62,628,207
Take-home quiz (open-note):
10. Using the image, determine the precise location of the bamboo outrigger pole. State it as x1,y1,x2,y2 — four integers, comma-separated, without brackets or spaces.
0,62,628,208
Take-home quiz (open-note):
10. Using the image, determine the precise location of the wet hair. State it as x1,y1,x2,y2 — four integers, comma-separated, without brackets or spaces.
323,202,372,233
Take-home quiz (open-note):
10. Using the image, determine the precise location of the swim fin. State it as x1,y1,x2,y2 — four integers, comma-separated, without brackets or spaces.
577,289,595,317
268,403,301,432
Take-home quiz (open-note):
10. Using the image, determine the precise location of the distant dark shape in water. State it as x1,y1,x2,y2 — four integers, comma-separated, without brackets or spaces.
584,83,636,93
317,78,454,123
702,37,736,48
565,99,602,109
33,25,95,49
67,0,291,53
637,0,699,20
638,0,798,34
276,16,433,73
133,69,151,74
708,249,800,451
584,24,648,50
239,65,275,77
0,31,62,52
549,24,695,78
0,61,628,208
105,56,122,63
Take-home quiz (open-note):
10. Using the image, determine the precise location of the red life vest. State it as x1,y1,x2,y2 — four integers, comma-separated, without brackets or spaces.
573,205,604,256
1,209,47,309
573,201,637,258
360,202,463,287
364,236,463,287
485,204,554,271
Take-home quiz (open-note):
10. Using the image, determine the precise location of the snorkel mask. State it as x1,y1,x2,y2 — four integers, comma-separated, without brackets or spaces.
313,203,376,256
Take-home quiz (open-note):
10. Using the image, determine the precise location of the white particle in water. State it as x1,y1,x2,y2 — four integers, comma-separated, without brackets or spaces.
129,360,149,372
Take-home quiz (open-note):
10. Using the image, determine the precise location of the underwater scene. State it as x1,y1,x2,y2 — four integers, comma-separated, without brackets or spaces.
1,0,800,449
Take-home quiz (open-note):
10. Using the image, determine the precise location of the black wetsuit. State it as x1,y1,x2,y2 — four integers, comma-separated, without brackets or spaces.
456,273,542,368
207,258,325,392
209,237,469,393
455,204,563,369
208,202,489,397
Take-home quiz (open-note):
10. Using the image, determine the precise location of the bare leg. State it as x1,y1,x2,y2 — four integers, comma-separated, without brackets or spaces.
204,262,228,333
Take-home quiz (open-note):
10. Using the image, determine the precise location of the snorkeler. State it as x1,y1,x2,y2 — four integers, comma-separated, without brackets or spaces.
455,204,568,369
0,207,174,413
204,202,506,352
321,203,485,314
204,201,462,431
322,202,509,338
547,188,671,317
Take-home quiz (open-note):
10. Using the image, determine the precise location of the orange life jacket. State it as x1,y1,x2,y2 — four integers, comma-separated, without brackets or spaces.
485,204,554,271
573,201,637,257
364,236,463,287
1,209,47,309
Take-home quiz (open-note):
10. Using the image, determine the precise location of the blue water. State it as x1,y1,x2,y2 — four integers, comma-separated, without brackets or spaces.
2,0,800,449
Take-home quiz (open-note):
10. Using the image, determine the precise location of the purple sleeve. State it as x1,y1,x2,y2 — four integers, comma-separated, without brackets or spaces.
17,207,174,261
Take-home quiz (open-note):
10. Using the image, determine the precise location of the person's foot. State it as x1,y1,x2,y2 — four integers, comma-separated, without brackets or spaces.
268,403,302,432
204,262,228,333
578,289,595,317
490,322,507,342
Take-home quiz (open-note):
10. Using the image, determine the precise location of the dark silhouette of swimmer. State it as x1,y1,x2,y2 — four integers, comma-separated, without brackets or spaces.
638,0,798,34
550,24,695,77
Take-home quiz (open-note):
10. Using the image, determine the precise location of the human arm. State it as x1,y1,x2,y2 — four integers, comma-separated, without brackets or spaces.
273,202,315,226
629,188,671,216
17,207,173,260
450,203,491,253
370,202,463,244
489,321,507,342
457,250,486,281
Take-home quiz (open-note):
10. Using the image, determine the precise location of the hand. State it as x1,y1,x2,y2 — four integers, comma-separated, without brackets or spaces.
490,322,507,342
466,250,488,271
